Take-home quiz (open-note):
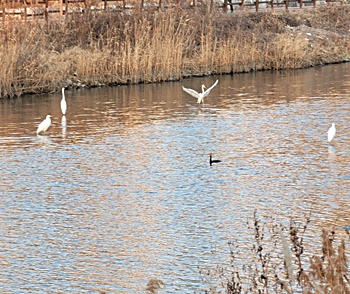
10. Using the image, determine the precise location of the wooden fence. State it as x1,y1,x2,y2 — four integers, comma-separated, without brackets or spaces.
0,0,345,21
224,0,344,12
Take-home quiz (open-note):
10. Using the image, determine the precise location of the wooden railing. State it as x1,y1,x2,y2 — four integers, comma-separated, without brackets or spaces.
223,0,343,12
0,0,345,22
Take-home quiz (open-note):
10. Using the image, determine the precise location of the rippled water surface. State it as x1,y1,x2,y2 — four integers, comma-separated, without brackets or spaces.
1,63,350,293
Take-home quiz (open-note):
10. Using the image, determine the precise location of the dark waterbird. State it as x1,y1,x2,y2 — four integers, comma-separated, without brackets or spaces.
209,153,221,166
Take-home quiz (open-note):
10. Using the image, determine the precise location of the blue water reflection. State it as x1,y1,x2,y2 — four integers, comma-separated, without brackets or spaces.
0,63,350,293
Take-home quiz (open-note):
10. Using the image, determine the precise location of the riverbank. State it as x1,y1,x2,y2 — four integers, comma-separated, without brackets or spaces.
0,5,349,98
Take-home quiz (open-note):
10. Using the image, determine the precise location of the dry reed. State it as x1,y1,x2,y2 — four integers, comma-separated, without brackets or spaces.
0,6,350,98
201,212,350,294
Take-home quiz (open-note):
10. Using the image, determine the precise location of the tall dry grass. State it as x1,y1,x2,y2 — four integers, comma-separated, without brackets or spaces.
0,6,350,98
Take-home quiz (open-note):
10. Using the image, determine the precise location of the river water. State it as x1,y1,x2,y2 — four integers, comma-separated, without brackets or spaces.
0,63,349,293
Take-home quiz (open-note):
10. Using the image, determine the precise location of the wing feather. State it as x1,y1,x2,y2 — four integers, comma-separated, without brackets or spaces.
203,80,219,97
182,86,201,99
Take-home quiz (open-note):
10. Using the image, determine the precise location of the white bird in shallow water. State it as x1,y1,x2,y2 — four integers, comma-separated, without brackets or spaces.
61,87,67,115
36,115,51,135
182,80,219,104
327,123,336,143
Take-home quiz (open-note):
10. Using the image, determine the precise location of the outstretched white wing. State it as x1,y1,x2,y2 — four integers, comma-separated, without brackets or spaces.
182,79,219,104
182,86,201,99
202,80,219,98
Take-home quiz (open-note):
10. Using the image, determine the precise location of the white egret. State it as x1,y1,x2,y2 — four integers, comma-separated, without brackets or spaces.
327,123,336,143
182,79,219,104
61,87,67,115
36,115,51,135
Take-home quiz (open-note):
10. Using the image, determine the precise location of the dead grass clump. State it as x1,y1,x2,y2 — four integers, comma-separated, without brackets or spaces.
308,5,350,34
146,277,165,293
263,32,316,70
301,229,350,294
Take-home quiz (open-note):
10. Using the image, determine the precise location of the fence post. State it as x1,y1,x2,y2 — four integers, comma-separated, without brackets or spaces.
59,0,63,16
45,0,48,21
24,6,27,21
1,1,4,24
255,0,259,11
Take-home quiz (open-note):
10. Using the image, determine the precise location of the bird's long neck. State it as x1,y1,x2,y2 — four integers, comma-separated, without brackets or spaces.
201,85,206,93
62,89,65,100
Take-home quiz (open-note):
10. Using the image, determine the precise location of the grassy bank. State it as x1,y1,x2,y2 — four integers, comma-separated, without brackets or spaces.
0,5,350,98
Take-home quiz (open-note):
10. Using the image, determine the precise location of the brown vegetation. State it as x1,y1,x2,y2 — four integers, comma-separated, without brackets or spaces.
200,211,349,293
0,5,350,98
146,277,165,293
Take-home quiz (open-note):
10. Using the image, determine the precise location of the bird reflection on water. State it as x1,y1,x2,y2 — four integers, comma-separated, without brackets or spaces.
61,116,67,139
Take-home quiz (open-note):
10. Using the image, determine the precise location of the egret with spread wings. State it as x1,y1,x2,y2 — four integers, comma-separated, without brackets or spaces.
182,80,219,104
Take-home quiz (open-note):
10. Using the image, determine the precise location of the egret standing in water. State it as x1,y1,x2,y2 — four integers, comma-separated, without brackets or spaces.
182,80,219,104
327,123,336,143
61,87,67,115
36,115,51,135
